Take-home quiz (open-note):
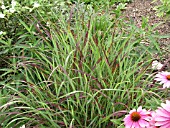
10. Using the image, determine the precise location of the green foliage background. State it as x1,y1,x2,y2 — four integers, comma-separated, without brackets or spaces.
153,0,170,20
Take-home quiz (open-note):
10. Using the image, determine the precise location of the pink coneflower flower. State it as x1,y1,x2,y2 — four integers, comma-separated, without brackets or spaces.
124,106,151,128
155,100,170,128
154,71,170,88
147,111,158,128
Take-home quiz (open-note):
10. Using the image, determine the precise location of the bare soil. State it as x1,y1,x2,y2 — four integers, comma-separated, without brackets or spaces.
123,0,170,46
123,0,170,68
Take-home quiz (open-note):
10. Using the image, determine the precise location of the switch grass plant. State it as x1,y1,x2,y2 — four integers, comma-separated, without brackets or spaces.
0,0,169,127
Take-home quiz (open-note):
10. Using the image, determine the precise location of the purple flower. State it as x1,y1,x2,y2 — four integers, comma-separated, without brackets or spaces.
155,100,170,128
124,106,151,128
155,71,170,88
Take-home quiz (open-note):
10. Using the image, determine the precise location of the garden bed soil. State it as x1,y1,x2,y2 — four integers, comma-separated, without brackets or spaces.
123,0,170,69
123,0,170,46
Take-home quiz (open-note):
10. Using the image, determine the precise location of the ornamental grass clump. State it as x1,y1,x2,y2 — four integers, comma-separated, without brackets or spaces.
0,0,169,127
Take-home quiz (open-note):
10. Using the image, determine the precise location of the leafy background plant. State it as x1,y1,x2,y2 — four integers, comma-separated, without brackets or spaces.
153,0,170,20
0,0,168,127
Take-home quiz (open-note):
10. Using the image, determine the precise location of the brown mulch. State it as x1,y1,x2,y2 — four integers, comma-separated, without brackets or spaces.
123,0,170,46
122,0,170,68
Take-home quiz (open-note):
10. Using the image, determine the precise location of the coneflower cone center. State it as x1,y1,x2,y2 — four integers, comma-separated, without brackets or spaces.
131,112,141,121
166,75,170,80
